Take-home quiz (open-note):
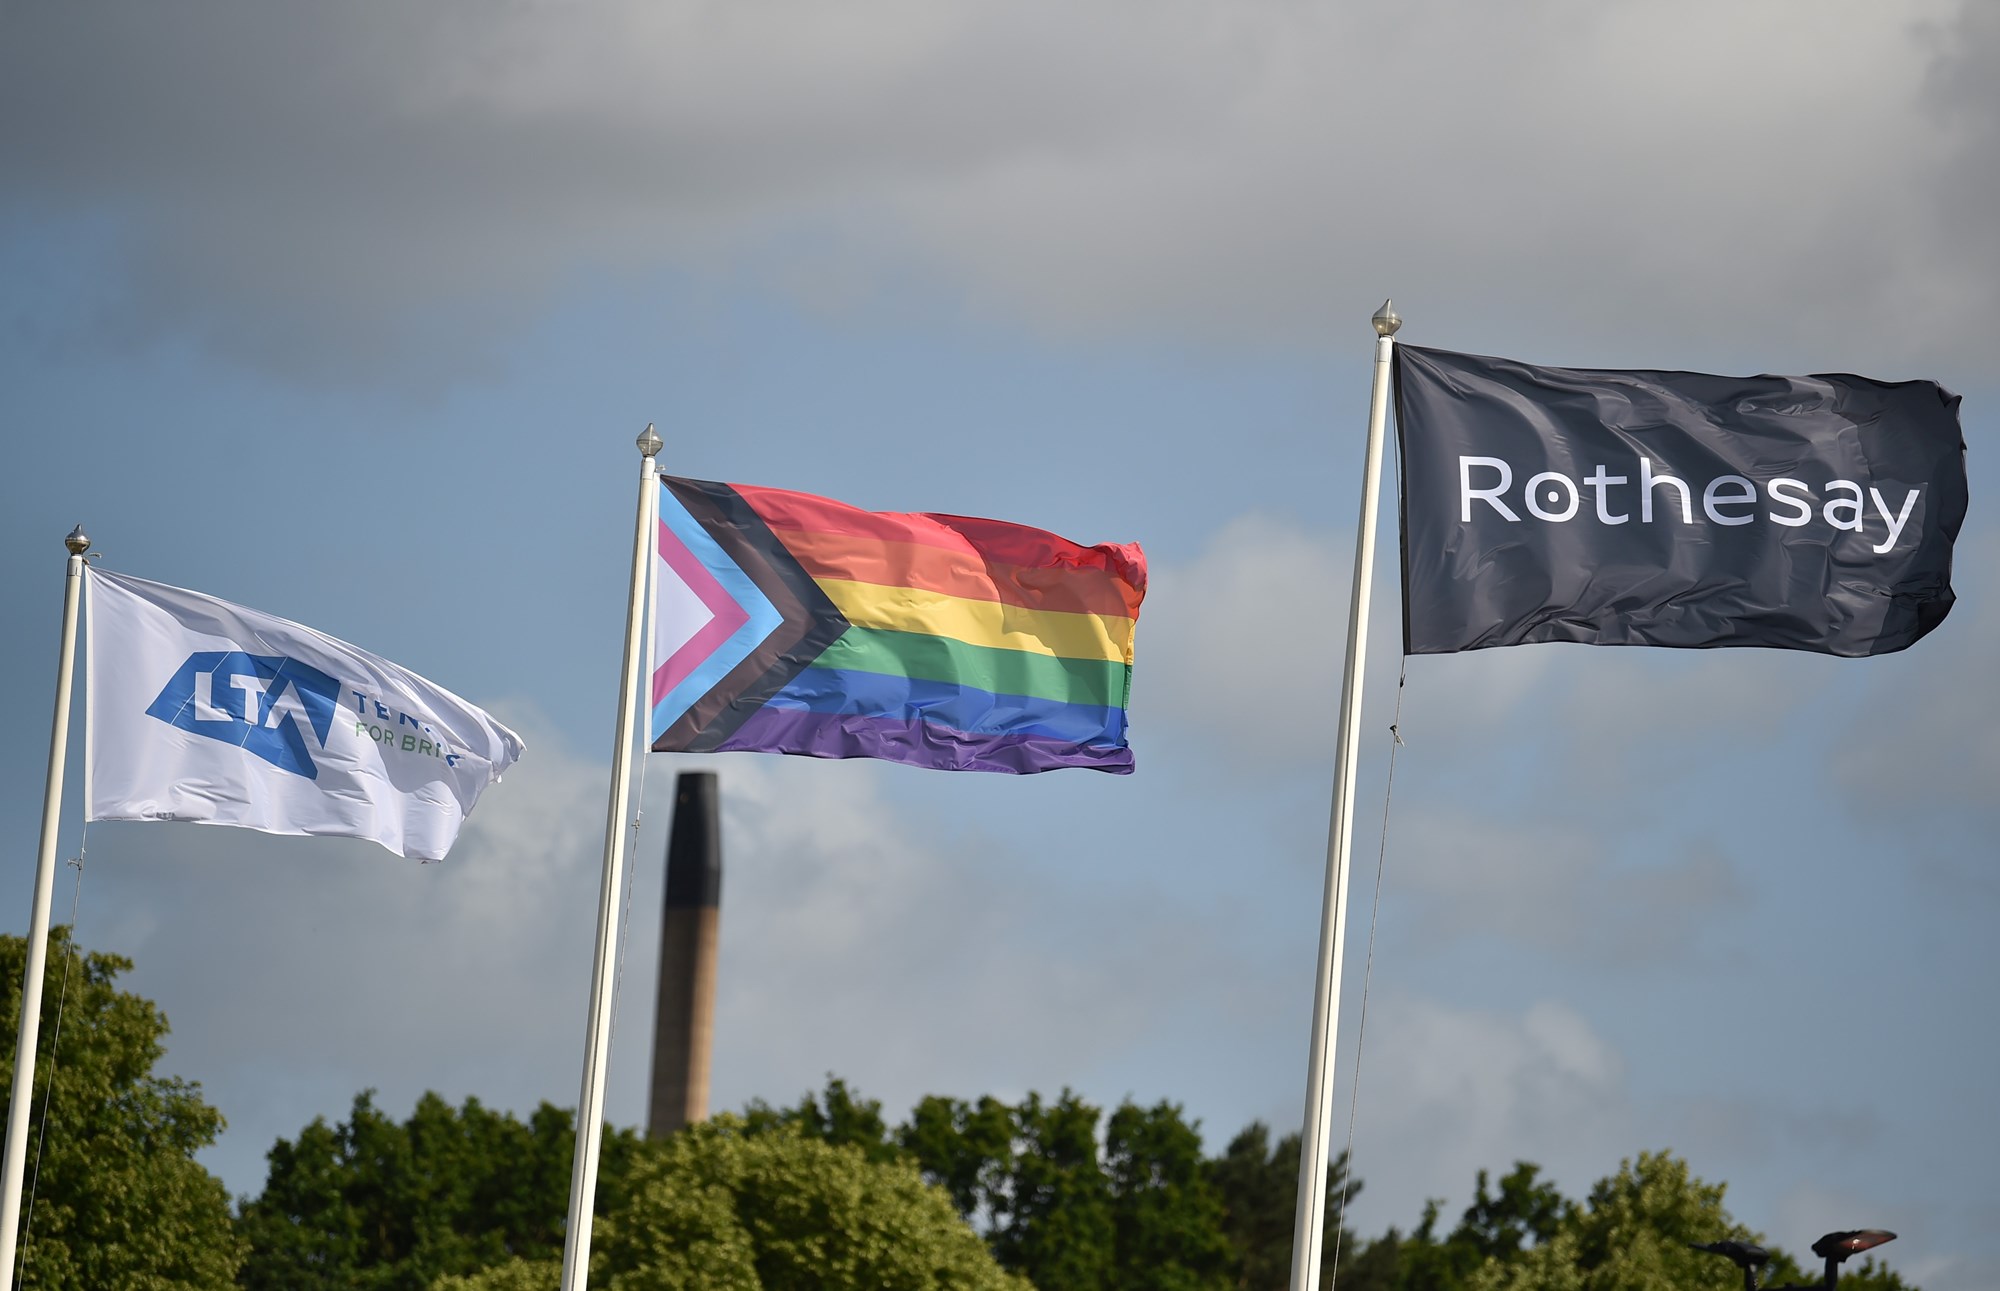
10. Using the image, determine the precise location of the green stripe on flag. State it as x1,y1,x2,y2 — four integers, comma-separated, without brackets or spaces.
810,626,1130,709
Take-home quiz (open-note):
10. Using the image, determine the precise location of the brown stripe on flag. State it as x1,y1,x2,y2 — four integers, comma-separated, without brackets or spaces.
654,478,850,753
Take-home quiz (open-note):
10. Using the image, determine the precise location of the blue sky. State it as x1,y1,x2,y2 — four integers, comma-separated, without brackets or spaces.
3,2,1996,1286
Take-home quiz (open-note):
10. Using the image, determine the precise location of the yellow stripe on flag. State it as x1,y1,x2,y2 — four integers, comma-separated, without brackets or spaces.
816,579,1134,664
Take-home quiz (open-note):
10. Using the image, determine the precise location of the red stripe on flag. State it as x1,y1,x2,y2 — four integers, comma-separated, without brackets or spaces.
736,484,1146,612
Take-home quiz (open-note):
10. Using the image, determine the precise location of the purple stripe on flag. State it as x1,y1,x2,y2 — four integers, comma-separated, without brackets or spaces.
715,705,1133,775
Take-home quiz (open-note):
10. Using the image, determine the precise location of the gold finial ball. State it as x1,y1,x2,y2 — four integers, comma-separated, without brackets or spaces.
637,423,663,458
1372,299,1402,337
64,524,91,555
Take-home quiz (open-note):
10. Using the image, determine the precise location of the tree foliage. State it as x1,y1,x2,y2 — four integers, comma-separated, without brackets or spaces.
437,1116,1026,1291
1103,1100,1234,1291
609,1116,1027,1291
743,1077,899,1166
1461,1152,1917,1291
987,1090,1119,1289
231,1071,1921,1291
0,930,243,1290
12,932,1925,1291
235,1091,641,1291
899,1092,1014,1222
889,1085,1240,1291
1206,1121,1377,1291
1385,1162,1570,1291
743,1078,1252,1290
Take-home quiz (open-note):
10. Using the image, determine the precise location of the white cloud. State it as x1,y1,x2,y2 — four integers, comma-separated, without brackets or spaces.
1333,991,1992,1288
85,700,611,1190
697,752,1301,1133
71,700,1260,1197
1129,507,1551,769
1136,513,1349,760
1400,648,1558,736
1341,996,1632,1226
703,755,1195,1105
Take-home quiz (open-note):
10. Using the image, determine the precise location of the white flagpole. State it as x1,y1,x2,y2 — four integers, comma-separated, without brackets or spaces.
1,526,92,1282
559,426,663,1291
1289,302,1400,1291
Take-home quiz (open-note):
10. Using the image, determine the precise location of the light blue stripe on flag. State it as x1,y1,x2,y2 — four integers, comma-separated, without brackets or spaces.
652,486,785,741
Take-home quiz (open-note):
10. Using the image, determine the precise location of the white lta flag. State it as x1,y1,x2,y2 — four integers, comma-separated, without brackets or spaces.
85,567,524,861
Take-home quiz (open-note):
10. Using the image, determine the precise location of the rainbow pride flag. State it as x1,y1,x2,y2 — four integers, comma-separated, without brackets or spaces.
649,476,1145,774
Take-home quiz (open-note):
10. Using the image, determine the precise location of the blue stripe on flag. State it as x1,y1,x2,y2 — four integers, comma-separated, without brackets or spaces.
651,488,785,741
759,667,1127,747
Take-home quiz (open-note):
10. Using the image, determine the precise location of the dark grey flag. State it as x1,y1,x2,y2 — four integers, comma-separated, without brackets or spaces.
1394,345,1966,656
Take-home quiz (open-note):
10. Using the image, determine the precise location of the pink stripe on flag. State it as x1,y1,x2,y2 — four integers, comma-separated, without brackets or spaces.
655,519,752,705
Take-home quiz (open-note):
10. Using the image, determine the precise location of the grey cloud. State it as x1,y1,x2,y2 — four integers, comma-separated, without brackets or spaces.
1403,644,1826,810
1673,1095,1887,1169
1828,532,2000,814
1919,3,2000,329
1386,813,1746,966
1823,532,2000,908
2,0,1986,383
1521,650,1832,804
1772,1182,1924,1272
1340,996,1634,1231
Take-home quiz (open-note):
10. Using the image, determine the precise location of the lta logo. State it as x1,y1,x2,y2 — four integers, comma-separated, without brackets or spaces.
146,652,341,780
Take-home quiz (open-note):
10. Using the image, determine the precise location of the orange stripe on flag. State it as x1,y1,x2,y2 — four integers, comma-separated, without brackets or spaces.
776,527,1141,619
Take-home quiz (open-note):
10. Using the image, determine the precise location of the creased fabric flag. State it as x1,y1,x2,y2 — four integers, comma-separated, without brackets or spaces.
1395,345,1967,657
649,476,1146,774
85,567,524,860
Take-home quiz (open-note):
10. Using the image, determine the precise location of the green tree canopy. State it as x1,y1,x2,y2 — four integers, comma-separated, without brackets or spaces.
1388,1162,1570,1291
437,1116,1027,1291
1464,1152,1915,1291
1103,1099,1234,1291
743,1076,900,1165
987,1089,1117,1290
899,1092,1013,1222
236,1090,642,1291
1205,1121,1380,1291
0,929,243,1289
890,1085,1241,1291
772,1079,1394,1291
255,1073,1922,1291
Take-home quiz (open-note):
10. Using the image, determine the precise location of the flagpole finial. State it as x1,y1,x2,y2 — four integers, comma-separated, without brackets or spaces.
637,424,663,458
1372,300,1402,337
64,525,90,556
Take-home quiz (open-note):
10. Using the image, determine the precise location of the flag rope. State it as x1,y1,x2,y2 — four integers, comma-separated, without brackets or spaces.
14,834,86,1291
1327,659,1408,1284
